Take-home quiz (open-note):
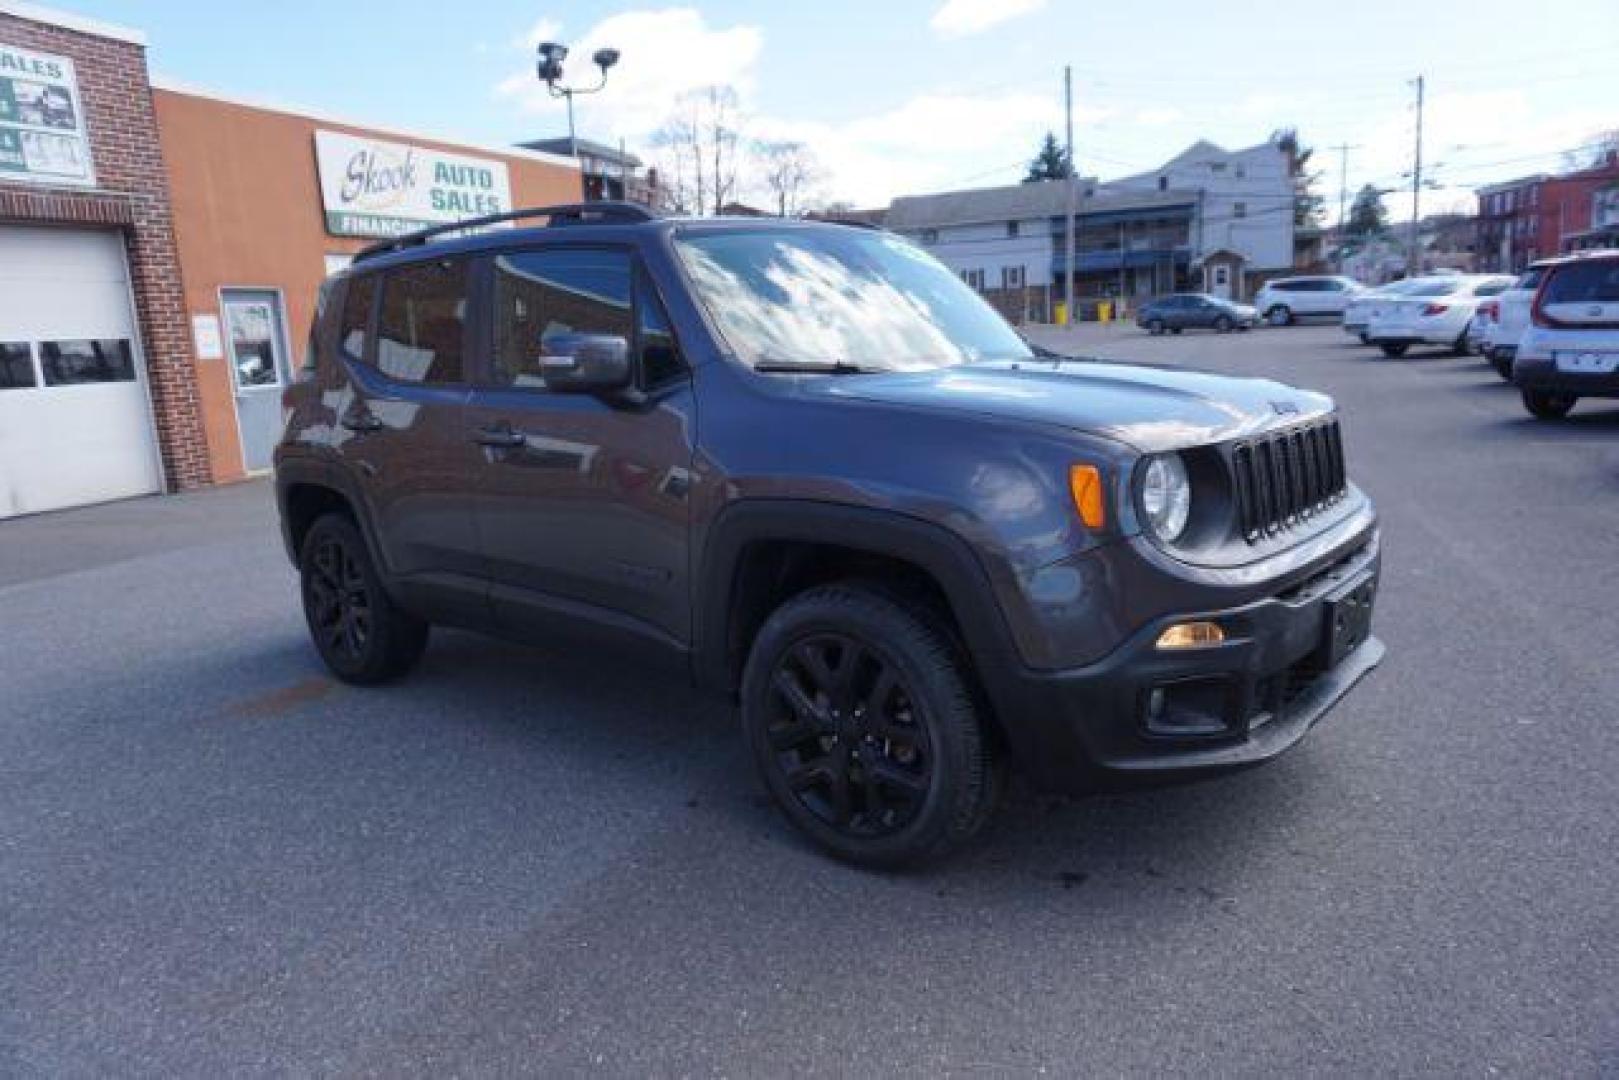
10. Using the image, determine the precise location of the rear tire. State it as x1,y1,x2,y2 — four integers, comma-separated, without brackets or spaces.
1450,332,1471,357
1522,389,1576,420
1147,319,1164,335
740,583,1002,869
1491,351,1513,381
299,513,429,684
1267,305,1293,327
1379,343,1409,358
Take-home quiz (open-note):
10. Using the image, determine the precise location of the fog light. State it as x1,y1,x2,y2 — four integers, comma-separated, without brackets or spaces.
1156,621,1226,650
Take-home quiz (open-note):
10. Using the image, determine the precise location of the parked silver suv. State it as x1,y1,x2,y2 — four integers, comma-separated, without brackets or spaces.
1255,276,1363,326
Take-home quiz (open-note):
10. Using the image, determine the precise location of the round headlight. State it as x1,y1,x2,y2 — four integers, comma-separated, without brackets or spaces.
1140,453,1191,542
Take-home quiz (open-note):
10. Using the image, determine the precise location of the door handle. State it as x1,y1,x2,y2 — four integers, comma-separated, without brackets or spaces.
474,424,527,449
341,409,383,434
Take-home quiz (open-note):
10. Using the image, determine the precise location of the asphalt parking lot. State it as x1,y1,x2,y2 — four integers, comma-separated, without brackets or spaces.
2,323,1615,1076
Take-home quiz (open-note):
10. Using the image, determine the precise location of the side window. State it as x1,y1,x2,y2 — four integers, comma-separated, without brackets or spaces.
1,342,35,389
338,274,377,362
492,248,632,388
376,259,469,384
637,270,685,389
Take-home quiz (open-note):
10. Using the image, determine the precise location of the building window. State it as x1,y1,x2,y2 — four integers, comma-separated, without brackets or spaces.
921,228,938,245
1,342,36,389
1235,165,1246,179
39,339,135,386
1006,221,1020,238
1234,202,1247,219
1157,175,1168,191
960,268,985,291
1001,266,1025,289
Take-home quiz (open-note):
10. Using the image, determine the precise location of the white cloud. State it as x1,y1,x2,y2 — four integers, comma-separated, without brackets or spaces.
930,0,1047,38
496,9,763,142
493,6,1110,208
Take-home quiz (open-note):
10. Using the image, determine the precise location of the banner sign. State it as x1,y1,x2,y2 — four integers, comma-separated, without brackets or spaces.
314,129,512,238
0,44,95,187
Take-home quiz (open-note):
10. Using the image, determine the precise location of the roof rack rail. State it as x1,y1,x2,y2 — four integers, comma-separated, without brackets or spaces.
352,201,660,264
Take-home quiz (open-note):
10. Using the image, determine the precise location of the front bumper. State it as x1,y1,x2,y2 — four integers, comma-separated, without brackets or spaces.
999,536,1384,792
1513,354,1619,398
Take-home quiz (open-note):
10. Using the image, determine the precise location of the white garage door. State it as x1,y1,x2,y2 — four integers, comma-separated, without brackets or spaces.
0,225,164,518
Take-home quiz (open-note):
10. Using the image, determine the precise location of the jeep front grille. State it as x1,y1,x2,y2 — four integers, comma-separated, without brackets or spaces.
1230,419,1346,542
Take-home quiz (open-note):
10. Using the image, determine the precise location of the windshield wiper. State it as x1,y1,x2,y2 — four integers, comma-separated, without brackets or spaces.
753,358,881,374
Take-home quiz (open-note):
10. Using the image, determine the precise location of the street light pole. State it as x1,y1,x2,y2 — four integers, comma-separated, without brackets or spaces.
536,42,621,197
1064,65,1077,327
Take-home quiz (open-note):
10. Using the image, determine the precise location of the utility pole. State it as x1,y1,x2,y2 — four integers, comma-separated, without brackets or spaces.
1064,65,1077,326
1408,75,1425,276
1330,142,1359,271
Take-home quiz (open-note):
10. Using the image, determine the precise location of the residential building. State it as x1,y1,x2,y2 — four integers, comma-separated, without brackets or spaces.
1475,154,1619,271
1108,139,1296,296
1562,175,1619,252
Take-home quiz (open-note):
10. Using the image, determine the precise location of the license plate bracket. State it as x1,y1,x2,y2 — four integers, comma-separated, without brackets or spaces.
1318,569,1377,669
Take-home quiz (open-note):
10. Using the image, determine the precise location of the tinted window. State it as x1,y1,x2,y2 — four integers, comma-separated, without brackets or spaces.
376,259,469,384
638,271,685,389
40,339,135,385
1514,268,1544,291
1544,261,1619,304
1404,281,1461,298
1472,279,1511,297
493,249,632,388
339,274,377,361
1,342,34,389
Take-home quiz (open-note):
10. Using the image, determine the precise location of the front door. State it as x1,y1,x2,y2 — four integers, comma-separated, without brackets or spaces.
464,246,696,647
222,289,289,473
1211,264,1232,300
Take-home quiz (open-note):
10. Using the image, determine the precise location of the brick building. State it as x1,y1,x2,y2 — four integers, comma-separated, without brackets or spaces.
0,2,580,516
1475,154,1619,273
1,3,207,517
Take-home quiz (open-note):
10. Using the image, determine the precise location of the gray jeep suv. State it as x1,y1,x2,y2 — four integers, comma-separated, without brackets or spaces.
275,203,1384,867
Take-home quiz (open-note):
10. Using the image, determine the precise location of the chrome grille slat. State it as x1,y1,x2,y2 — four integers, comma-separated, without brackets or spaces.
1231,419,1347,542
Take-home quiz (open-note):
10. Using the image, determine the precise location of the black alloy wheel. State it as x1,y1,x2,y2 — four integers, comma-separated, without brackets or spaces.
742,584,1000,868
762,633,932,838
299,513,429,684
1215,315,1233,332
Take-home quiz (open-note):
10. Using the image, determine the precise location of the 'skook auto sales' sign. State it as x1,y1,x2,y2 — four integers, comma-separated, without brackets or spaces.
315,129,513,238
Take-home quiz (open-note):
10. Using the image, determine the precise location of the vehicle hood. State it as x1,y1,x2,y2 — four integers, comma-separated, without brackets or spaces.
807,358,1333,453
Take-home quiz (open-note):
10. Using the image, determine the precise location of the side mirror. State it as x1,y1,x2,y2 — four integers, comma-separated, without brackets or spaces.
539,332,632,394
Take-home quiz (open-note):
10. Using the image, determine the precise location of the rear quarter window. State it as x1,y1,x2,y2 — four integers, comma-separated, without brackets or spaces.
338,274,378,362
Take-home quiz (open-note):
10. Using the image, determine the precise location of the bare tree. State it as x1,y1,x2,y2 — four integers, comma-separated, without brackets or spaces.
1564,128,1619,171
757,140,823,217
651,85,743,216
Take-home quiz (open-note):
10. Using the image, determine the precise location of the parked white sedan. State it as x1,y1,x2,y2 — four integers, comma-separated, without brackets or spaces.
1364,275,1516,357
1343,279,1425,343
1484,261,1553,380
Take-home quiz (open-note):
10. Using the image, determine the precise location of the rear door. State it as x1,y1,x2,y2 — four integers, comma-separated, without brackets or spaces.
464,244,698,646
332,260,487,620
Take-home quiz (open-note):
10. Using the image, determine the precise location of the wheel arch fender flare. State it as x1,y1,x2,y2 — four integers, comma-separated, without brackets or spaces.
692,499,1024,706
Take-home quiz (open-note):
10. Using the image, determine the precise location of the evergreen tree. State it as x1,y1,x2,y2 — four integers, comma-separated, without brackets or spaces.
1345,184,1388,237
1023,132,1073,183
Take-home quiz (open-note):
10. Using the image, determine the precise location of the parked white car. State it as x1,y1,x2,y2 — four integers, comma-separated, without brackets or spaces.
1485,261,1553,380
1255,276,1363,326
1512,250,1619,419
1364,275,1516,357
1343,279,1425,343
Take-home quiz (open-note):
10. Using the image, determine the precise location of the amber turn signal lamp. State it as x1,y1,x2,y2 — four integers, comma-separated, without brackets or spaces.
1069,464,1105,528
1156,621,1226,650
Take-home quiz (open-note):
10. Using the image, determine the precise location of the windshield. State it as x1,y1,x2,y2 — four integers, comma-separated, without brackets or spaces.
672,226,1031,371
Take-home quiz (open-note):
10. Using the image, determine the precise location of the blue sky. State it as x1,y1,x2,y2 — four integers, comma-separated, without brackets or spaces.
68,0,1619,217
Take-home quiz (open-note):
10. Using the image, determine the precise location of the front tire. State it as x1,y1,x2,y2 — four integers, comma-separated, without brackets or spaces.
1147,318,1164,335
1522,389,1577,420
300,513,429,684
1380,343,1409,358
741,584,1001,869
1214,315,1233,332
1267,305,1293,327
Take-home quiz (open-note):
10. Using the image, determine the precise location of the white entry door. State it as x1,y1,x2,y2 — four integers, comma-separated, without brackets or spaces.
0,225,163,519
221,289,289,473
